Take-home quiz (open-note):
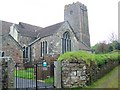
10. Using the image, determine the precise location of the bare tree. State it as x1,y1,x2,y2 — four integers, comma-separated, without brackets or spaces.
95,41,109,54
108,32,118,42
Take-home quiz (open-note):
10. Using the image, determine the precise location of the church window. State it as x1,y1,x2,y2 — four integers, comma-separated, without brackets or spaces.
43,41,44,54
23,46,28,58
40,41,48,57
70,10,73,15
45,41,47,54
23,46,25,58
62,31,71,54
26,47,28,58
40,42,43,57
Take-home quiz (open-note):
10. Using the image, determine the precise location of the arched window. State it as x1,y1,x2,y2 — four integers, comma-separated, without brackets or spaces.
62,32,71,54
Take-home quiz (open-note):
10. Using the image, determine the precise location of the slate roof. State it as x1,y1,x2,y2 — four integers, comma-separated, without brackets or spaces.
0,20,42,38
0,20,13,35
37,22,64,38
19,22,42,31
79,41,91,51
16,22,42,37
0,20,64,38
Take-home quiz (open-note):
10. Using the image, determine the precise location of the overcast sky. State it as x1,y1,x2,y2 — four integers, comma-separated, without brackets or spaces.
0,0,118,46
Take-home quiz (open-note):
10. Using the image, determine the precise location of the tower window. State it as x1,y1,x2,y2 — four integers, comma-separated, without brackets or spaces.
70,10,73,15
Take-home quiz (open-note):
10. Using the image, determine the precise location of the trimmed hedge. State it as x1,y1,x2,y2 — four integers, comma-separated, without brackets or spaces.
58,50,120,66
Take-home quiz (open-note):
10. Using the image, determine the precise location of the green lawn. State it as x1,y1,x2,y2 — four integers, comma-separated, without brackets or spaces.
15,68,34,79
44,77,53,84
15,68,53,84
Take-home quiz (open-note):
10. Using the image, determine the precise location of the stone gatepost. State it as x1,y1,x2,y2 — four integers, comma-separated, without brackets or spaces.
0,57,15,89
54,61,62,88
61,60,88,88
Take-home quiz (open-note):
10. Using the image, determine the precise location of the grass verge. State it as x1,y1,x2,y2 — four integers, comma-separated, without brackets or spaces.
86,65,119,88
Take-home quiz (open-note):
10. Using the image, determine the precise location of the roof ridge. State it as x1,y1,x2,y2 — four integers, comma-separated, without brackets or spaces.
42,21,65,29
19,22,42,28
0,20,16,24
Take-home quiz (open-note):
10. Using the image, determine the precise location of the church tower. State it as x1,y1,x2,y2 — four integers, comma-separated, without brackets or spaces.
64,2,90,47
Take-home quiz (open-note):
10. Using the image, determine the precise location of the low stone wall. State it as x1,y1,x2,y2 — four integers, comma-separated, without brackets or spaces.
0,57,14,89
61,60,88,88
61,59,119,88
87,60,119,85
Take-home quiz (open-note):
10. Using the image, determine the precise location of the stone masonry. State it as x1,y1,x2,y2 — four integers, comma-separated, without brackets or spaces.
0,57,15,89
64,2,90,47
61,60,88,88
61,59,119,88
30,22,80,62
2,35,23,63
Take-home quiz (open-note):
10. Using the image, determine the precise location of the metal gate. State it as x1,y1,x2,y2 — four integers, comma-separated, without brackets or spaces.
15,61,54,89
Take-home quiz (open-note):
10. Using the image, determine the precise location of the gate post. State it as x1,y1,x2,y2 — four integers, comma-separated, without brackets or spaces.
54,60,61,88
0,57,14,89
2,58,8,89
36,64,38,90
15,63,17,89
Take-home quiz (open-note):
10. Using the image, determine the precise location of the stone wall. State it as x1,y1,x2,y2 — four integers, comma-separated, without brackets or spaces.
87,60,119,85
2,35,23,63
19,35,35,46
61,59,119,88
0,57,15,89
61,60,88,88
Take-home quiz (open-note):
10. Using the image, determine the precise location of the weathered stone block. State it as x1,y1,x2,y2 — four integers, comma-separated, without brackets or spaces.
77,71,82,76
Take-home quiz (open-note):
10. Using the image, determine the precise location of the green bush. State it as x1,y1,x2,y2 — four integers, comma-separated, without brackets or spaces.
58,50,119,66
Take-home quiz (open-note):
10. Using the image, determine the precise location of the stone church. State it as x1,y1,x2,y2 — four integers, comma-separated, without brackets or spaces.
0,2,91,63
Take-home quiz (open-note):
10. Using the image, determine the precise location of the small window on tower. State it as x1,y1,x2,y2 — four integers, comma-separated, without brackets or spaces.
70,10,73,15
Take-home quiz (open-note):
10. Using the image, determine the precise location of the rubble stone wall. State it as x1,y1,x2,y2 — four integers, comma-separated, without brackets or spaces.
0,57,14,89
61,59,119,88
61,60,88,88
88,60,119,85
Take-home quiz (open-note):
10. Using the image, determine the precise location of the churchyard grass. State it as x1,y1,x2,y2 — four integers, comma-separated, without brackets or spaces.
44,77,53,84
14,68,34,79
15,68,53,84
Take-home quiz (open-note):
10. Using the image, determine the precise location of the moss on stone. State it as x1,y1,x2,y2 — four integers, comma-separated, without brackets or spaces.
58,50,119,66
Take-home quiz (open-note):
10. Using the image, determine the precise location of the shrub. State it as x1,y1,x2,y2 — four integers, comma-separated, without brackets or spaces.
58,50,119,66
